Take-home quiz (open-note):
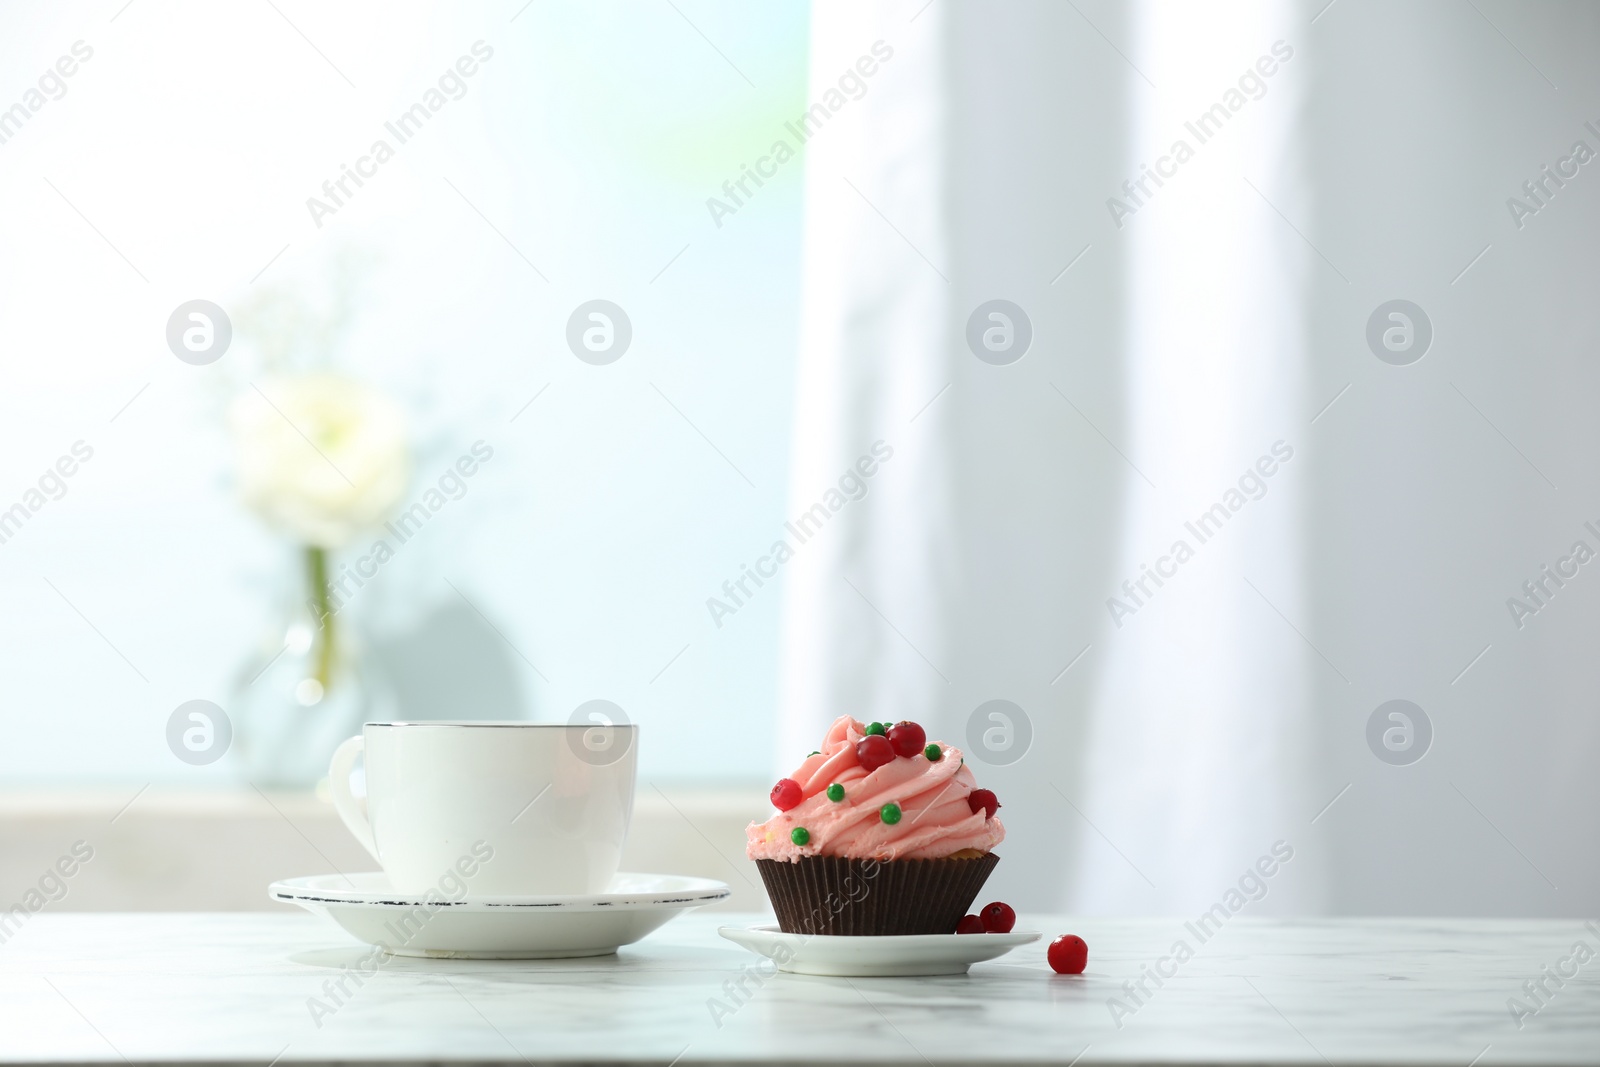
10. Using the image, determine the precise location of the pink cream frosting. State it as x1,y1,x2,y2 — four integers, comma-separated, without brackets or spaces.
746,715,1006,862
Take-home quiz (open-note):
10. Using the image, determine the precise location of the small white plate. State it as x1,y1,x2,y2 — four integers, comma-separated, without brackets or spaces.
270,872,730,959
718,923,1041,977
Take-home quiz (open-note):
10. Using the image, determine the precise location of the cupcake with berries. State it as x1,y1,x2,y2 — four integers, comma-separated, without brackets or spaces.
746,715,1004,936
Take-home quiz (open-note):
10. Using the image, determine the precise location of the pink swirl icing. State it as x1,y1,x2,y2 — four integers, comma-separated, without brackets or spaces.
746,715,1006,862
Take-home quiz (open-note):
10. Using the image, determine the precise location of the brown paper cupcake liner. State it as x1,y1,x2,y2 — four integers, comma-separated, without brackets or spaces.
755,853,1000,936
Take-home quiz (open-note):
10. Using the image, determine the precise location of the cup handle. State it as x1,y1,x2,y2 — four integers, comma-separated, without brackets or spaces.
328,735,379,862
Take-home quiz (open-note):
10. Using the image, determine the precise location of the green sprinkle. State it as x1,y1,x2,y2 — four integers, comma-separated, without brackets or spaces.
790,826,810,846
924,743,942,761
879,802,902,825
808,750,820,757
865,722,886,736
826,783,845,802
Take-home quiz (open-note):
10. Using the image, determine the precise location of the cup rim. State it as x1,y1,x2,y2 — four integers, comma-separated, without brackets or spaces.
364,721,638,729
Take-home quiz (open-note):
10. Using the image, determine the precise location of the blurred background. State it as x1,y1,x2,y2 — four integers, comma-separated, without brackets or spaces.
0,0,1594,920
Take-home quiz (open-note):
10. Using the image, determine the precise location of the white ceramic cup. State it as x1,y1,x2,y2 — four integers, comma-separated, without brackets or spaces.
328,721,637,896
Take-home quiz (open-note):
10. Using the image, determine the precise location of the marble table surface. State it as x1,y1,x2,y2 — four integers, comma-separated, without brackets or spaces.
1,912,1597,1066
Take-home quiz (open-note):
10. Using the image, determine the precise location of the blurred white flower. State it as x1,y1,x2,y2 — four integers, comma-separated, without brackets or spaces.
231,374,409,549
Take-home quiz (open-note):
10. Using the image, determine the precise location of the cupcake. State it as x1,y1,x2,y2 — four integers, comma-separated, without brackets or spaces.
746,715,1004,936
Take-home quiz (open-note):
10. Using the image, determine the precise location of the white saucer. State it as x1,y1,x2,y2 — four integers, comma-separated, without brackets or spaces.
718,924,1041,977
269,872,730,959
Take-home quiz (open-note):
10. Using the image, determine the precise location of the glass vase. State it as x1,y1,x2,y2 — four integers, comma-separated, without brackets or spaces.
230,547,394,788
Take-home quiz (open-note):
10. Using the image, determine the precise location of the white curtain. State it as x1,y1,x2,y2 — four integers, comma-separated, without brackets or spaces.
1073,0,1324,914
779,0,1324,914
777,0,955,760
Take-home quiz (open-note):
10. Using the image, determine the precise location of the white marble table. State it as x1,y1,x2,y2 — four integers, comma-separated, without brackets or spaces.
1,912,1596,1065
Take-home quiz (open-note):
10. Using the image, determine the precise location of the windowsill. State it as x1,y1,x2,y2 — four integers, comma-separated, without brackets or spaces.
0,787,767,913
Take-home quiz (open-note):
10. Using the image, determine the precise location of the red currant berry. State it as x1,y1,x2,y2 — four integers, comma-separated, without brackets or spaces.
968,789,1000,819
955,914,986,935
1047,934,1088,974
770,778,803,811
856,734,895,772
980,901,1016,933
887,720,927,758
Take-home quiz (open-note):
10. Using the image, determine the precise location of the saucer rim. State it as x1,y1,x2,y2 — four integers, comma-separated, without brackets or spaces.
269,871,730,911
721,923,1042,946
717,923,1042,976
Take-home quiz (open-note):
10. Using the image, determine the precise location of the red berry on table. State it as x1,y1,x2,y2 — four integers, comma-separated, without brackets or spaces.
980,901,1016,933
887,720,927,758
968,789,1000,819
1048,934,1088,974
955,914,986,935
856,734,895,772
770,778,803,811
